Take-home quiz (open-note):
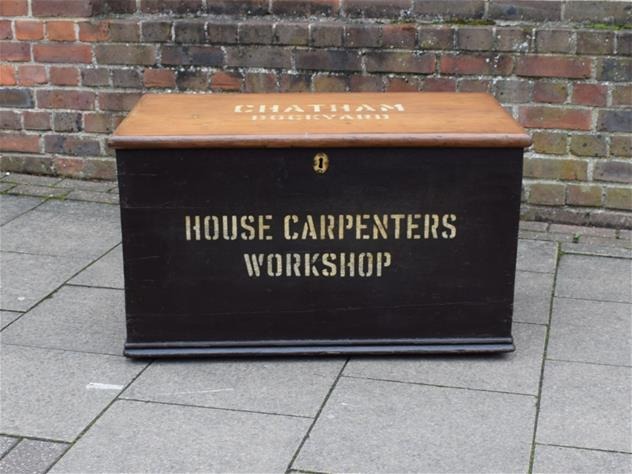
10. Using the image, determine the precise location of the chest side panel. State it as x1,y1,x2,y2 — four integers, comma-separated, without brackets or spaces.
117,147,523,345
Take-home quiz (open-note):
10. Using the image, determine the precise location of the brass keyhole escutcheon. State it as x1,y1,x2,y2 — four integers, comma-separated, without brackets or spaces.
313,152,329,174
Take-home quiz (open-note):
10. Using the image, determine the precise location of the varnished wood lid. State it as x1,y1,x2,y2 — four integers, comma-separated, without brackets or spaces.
109,92,531,149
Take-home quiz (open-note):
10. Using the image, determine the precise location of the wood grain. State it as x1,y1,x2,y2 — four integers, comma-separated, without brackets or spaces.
109,92,531,149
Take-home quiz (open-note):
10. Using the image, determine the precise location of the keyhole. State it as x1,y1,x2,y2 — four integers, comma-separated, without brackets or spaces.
313,152,329,174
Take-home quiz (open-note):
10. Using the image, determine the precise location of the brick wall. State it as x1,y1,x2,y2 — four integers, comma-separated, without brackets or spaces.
1,0,630,227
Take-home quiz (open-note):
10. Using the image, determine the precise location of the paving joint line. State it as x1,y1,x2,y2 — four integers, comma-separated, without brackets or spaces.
545,358,632,369
118,397,314,420
0,437,21,463
285,358,349,473
45,360,154,473
553,295,631,305
65,283,124,291
0,194,50,227
527,240,561,474
341,374,538,398
0,241,122,333
2,342,128,359
535,442,632,456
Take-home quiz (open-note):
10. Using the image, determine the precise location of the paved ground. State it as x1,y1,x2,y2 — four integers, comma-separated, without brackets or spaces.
0,172,630,474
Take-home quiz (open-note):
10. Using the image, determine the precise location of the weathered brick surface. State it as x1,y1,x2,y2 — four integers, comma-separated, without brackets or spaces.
0,3,629,227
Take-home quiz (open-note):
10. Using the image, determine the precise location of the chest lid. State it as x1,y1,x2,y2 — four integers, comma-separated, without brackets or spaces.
109,92,531,149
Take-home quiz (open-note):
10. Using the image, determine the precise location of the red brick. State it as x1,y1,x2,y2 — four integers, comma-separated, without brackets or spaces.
312,74,347,92
576,31,614,55
0,110,21,129
0,133,40,153
440,54,513,75
143,69,176,88
244,72,277,93
84,112,115,133
32,0,93,17
310,23,343,48
15,21,45,40
535,29,573,53
0,21,12,40
95,44,156,65
381,24,416,49
528,182,566,206
423,77,457,92
98,92,141,111
17,65,47,85
0,0,27,16
346,0,411,18
50,66,80,86
23,111,50,130
0,42,30,62
78,21,110,42
0,65,16,85
37,89,95,110
531,131,567,155
34,44,92,63
365,52,434,74
566,185,602,207
141,0,205,14
518,106,592,130
109,20,140,42
385,76,421,92
271,0,338,15
274,22,309,46
572,83,607,107
458,78,491,92
47,21,77,41
45,135,100,156
457,27,493,51
533,82,567,104
344,24,380,48
515,56,591,79
294,49,360,72
209,71,242,91
524,158,587,180
349,74,384,92
0,88,33,107
278,73,310,92
418,26,454,50
612,85,632,107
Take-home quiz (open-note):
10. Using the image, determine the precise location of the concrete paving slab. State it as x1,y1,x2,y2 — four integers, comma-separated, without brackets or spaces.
0,195,43,226
51,399,310,474
123,358,344,417
548,298,631,366
0,439,68,474
0,345,145,442
556,255,632,303
0,436,18,459
0,200,120,258
344,323,546,395
0,252,88,312
2,286,126,356
69,245,124,289
537,360,631,453
513,271,554,324
533,444,632,474
294,377,536,473
517,239,558,273
0,310,21,330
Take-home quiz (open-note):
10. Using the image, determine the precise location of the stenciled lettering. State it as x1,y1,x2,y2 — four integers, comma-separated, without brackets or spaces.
185,212,457,278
